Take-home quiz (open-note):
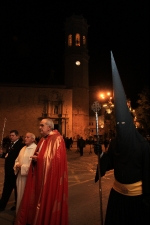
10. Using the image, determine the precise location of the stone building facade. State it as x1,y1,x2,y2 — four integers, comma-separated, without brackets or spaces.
0,85,72,139
0,15,113,141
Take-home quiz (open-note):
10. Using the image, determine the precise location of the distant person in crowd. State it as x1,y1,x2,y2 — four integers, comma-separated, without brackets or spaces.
1,135,11,150
77,137,85,156
65,137,73,151
0,130,24,211
69,137,73,147
15,118,68,225
65,137,71,150
13,132,37,213
35,136,40,144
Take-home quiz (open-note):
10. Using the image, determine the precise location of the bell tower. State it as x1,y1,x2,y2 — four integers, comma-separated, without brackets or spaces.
64,14,89,139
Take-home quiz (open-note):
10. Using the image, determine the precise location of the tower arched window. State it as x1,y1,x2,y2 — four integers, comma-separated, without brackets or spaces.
83,35,86,45
75,33,80,46
68,34,72,47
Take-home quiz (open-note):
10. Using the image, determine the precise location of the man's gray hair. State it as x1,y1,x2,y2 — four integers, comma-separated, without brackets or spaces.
45,118,54,130
26,132,36,140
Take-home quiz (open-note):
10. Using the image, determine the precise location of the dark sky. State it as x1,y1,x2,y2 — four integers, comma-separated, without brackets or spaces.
1,1,149,107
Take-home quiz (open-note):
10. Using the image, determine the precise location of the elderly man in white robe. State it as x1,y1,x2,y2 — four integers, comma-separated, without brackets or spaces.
13,132,37,213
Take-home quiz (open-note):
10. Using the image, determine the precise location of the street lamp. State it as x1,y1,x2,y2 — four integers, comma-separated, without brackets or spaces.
99,91,115,140
99,92,114,113
91,101,103,225
99,92,111,100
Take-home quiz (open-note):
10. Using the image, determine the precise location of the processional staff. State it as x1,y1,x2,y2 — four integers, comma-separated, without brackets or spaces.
91,101,103,225
0,118,7,157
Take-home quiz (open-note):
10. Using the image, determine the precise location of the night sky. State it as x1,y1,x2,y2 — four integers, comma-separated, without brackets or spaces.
1,1,149,107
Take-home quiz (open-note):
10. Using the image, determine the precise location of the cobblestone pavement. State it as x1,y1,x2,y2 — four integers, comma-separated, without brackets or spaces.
67,145,114,225
0,144,114,225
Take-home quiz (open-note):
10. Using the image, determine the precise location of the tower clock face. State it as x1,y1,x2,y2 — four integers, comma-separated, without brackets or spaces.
75,61,81,66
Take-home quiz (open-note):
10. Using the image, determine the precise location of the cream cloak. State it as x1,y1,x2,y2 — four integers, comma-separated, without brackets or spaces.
14,142,37,213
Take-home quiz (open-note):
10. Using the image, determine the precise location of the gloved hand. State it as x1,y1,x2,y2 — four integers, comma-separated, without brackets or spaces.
94,143,102,155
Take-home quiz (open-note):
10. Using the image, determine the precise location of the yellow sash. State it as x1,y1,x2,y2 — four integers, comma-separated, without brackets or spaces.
113,179,142,196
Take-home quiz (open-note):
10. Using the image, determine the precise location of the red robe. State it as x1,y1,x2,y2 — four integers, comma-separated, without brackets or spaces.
15,130,68,225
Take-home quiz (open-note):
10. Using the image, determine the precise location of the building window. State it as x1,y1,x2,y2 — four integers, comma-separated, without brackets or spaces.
54,105,58,114
83,35,86,45
75,33,80,46
68,34,72,46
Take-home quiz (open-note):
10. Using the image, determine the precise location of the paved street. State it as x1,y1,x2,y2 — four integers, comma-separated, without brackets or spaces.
0,144,114,225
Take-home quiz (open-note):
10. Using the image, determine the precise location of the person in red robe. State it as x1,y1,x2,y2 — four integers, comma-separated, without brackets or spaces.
14,118,68,225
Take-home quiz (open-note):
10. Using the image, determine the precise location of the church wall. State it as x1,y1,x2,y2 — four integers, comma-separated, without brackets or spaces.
0,85,72,139
72,114,89,141
72,87,89,140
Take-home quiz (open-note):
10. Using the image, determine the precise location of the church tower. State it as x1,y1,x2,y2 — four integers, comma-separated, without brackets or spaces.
64,14,89,139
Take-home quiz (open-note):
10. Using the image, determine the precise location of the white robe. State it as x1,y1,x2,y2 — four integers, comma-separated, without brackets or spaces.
14,142,37,213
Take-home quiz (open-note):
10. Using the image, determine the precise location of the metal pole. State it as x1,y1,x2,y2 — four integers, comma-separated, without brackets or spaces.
0,118,7,157
91,101,103,225
0,118,7,146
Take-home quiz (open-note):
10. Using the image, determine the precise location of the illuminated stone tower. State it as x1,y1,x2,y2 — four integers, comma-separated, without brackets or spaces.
64,14,89,139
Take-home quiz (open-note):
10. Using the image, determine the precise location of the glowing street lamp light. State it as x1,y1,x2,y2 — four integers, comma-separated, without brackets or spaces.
99,92,111,100
100,94,105,99
99,91,114,114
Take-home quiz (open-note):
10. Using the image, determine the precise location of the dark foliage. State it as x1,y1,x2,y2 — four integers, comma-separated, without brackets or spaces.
135,86,150,134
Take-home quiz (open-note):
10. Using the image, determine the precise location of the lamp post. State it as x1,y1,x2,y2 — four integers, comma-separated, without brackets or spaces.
91,101,103,225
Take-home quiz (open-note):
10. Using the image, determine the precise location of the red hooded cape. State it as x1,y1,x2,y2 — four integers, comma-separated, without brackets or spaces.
15,130,68,225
